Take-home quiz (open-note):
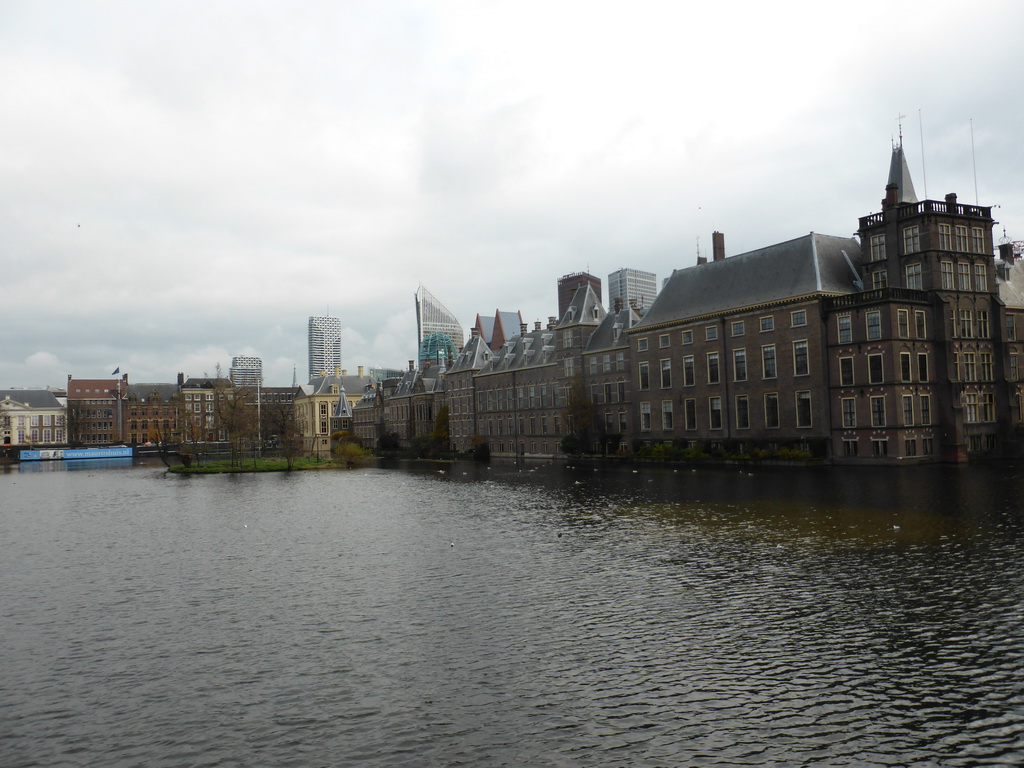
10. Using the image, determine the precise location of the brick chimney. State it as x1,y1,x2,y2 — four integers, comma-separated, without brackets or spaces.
534,321,542,331
945,192,958,209
520,322,528,335
548,316,557,329
712,231,725,262
883,182,899,209
613,297,623,312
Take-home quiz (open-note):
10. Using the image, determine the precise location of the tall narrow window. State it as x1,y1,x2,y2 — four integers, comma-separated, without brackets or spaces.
938,223,952,250
867,311,881,340
660,359,672,388
839,356,854,386
941,261,954,289
977,310,990,338
709,397,722,430
841,398,856,428
684,399,696,430
974,264,987,292
900,352,912,382
920,394,931,425
971,227,985,254
764,393,780,428
733,349,747,381
793,340,809,376
707,353,720,384
735,395,750,429
640,402,651,431
869,354,884,384
903,226,920,254
905,263,922,290
902,395,914,426
683,355,695,386
661,401,673,430
915,311,927,338
870,234,886,261
958,262,971,290
898,309,910,338
917,352,929,382
795,391,811,428
955,225,969,251
762,345,777,378
871,396,886,427
959,310,974,338
838,315,852,344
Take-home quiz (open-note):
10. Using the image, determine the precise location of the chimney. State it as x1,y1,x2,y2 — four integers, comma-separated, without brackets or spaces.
534,321,542,331
471,326,480,337
548,316,557,329
408,360,415,371
520,322,528,335
358,365,364,377
629,298,638,310
945,192,958,209
334,366,341,377
613,297,623,312
999,242,1016,264
697,255,707,265
883,182,899,209
712,231,725,262
177,372,185,387
341,368,347,376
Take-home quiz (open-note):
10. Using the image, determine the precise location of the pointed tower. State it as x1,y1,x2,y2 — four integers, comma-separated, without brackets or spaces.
886,143,918,205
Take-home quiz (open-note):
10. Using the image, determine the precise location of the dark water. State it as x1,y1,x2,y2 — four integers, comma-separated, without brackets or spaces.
3,459,1024,767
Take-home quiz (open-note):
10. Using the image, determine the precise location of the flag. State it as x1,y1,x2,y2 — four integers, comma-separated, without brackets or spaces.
111,367,120,376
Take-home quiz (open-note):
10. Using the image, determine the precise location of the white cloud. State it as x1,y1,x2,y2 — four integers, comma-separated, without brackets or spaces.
2,0,1023,387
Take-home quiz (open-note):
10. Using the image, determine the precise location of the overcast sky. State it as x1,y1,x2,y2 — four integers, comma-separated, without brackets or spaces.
4,0,1023,388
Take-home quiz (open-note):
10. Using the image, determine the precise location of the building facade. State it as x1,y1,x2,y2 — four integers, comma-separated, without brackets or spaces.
1,389,65,447
415,284,464,367
308,315,343,381
229,356,263,386
607,268,658,312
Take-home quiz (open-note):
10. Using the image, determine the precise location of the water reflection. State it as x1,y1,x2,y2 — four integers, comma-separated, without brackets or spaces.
2,460,1023,767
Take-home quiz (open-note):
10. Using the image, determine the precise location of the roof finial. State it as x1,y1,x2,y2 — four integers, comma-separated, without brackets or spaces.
896,113,906,148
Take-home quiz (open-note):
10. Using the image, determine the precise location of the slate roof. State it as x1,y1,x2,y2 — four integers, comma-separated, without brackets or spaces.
634,232,864,330
127,383,179,402
301,372,370,398
477,327,558,375
584,305,642,353
448,333,494,374
997,258,1024,308
556,284,606,328
0,389,63,409
888,144,918,204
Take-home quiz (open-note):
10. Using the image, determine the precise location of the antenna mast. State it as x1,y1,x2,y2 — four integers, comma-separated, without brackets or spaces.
918,108,928,199
971,118,979,204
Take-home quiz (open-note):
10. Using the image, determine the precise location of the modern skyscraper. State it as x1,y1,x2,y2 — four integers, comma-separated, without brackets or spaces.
557,272,602,320
415,284,464,366
607,268,658,311
229,355,263,386
308,315,342,381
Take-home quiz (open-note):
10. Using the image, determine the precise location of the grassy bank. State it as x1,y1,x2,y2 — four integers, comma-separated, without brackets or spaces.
168,456,371,474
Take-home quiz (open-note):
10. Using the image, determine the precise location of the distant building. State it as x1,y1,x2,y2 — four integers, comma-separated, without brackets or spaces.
308,315,343,381
607,268,657,311
557,272,602,319
294,368,367,457
66,374,129,445
473,309,524,351
123,383,180,445
230,355,263,386
415,284,464,366
1,389,65,447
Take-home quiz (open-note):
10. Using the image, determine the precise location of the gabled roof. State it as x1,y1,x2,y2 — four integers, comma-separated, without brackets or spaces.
557,284,606,328
473,309,524,349
585,305,642,352
448,334,493,374
635,233,863,329
888,144,918,204
0,389,63,409
477,327,557,375
332,388,353,418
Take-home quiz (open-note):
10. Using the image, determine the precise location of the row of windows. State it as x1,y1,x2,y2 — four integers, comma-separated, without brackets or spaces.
638,342,809,389
184,393,216,401
839,352,930,385
480,414,562,437
635,311,808,351
639,392,813,431
871,225,987,259
841,436,934,458
841,393,932,428
477,384,565,412
865,259,987,293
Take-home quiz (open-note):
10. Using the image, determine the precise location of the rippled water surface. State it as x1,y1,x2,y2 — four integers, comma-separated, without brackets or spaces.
3,460,1024,766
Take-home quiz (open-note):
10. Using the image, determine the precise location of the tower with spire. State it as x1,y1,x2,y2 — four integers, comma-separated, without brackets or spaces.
839,138,1002,462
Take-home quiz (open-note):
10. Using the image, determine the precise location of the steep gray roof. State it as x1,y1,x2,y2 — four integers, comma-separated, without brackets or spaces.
635,233,864,329
448,334,493,374
888,144,918,204
332,388,353,418
477,327,557,375
0,389,63,409
998,258,1024,308
127,383,179,402
585,305,642,352
556,284,606,328
304,372,370,397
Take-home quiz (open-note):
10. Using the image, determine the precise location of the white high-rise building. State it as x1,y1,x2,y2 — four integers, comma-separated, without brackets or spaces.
415,284,464,366
308,315,342,381
229,355,263,386
607,268,658,311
